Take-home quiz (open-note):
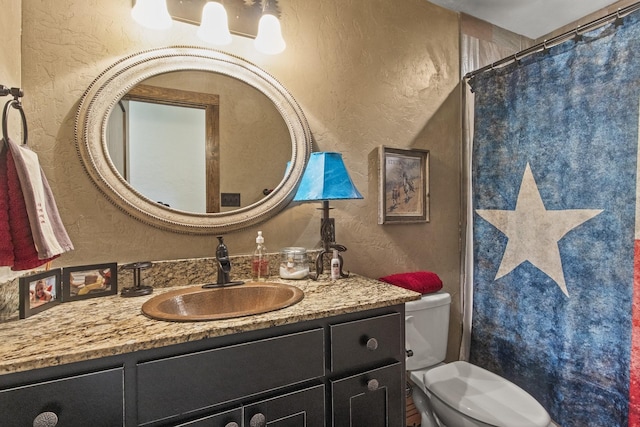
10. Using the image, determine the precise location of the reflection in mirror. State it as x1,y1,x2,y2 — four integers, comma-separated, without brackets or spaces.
106,71,291,213
75,46,311,234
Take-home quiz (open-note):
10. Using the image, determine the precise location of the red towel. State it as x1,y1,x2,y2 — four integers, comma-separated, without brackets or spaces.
379,271,443,294
0,147,13,265
8,138,73,258
2,144,57,270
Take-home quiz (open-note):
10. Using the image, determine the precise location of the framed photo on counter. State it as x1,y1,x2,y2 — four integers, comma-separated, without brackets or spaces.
62,262,118,301
19,269,62,318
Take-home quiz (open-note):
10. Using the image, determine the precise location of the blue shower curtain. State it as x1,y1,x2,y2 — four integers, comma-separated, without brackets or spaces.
469,10,640,427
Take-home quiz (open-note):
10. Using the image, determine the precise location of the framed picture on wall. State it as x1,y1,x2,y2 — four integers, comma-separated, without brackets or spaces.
19,269,62,319
62,263,118,301
378,146,430,224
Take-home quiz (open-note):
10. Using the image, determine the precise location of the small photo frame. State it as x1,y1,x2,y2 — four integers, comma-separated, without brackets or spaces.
19,269,62,319
378,146,430,224
62,263,118,301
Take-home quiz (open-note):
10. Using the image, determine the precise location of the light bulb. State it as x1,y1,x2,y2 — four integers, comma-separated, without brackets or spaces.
197,2,232,45
254,14,286,55
131,0,172,30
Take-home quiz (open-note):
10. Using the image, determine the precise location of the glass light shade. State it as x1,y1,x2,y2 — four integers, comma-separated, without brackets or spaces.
254,14,286,55
197,2,232,45
131,0,172,30
293,152,363,201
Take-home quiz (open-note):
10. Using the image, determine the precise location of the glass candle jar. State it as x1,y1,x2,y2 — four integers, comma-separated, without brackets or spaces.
279,247,309,279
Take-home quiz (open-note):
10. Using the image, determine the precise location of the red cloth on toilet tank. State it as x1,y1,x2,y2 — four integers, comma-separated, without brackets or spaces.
378,271,443,294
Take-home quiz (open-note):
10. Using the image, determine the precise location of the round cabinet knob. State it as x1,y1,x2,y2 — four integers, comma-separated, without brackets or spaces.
225,423,240,427
367,378,380,392
406,349,414,357
33,411,58,427
366,337,379,351
250,413,266,427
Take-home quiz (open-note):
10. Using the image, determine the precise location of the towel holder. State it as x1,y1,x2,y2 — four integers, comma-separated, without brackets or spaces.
1,84,28,147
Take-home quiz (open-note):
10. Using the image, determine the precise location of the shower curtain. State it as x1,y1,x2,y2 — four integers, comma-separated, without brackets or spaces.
468,10,640,427
460,32,523,362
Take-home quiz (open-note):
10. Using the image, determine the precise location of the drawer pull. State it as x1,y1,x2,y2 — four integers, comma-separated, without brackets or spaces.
250,413,266,427
366,337,379,351
225,423,240,427
33,411,58,427
406,349,414,357
367,378,380,392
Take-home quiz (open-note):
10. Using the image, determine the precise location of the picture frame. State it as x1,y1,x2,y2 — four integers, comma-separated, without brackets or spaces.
378,146,430,224
62,263,118,301
19,269,62,319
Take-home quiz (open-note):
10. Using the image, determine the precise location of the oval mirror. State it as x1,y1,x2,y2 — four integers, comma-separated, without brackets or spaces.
75,46,311,234
106,71,291,213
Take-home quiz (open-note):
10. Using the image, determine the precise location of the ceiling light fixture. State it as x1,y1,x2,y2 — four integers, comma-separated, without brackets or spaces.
197,1,232,45
131,0,173,30
132,1,286,54
254,0,286,55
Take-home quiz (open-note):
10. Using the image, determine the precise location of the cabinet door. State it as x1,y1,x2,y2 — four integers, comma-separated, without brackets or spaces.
331,363,403,427
244,384,325,427
0,367,124,427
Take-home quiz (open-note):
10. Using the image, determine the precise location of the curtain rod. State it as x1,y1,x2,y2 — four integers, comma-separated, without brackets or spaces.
464,1,640,80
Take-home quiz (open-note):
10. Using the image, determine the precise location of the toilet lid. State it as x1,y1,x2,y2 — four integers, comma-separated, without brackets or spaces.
424,361,550,427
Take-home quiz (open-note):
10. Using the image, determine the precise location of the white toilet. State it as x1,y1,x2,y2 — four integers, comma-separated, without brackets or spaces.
405,292,552,427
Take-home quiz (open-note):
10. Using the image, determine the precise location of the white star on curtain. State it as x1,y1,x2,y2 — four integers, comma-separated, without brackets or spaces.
476,163,603,296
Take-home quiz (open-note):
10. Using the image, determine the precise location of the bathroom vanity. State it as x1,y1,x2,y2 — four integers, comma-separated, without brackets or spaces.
0,275,419,426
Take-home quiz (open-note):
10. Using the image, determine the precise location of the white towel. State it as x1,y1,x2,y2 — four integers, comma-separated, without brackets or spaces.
7,138,73,259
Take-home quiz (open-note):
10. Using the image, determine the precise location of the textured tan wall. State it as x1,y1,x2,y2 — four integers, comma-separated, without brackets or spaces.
16,0,461,357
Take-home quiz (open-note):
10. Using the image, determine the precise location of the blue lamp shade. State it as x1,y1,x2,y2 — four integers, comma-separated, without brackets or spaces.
293,152,363,202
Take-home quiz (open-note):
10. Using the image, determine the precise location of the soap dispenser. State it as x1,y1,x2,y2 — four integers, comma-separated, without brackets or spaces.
331,249,341,280
252,231,270,281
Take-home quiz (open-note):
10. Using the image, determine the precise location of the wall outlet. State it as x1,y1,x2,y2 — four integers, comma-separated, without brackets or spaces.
221,193,241,207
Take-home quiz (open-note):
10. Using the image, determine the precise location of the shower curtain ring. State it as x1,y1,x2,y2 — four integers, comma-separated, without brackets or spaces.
614,9,624,27
542,40,550,55
513,53,522,65
574,26,583,43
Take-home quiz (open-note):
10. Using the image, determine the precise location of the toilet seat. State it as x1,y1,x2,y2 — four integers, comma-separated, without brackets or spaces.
423,361,550,427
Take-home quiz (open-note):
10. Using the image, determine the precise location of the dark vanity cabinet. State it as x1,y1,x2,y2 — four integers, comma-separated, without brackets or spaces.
0,305,405,427
329,313,404,427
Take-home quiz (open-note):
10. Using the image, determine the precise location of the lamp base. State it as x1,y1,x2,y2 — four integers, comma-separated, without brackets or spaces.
311,244,349,280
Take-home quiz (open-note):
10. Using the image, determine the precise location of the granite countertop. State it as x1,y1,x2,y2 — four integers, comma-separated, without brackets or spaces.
0,275,419,375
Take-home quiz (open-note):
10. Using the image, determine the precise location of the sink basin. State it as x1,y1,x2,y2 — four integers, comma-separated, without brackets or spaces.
141,282,304,322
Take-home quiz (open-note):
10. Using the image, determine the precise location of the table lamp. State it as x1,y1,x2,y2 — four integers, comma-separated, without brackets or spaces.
293,152,363,279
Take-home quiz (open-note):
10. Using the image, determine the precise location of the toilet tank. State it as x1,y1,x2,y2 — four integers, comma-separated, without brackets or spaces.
405,291,451,371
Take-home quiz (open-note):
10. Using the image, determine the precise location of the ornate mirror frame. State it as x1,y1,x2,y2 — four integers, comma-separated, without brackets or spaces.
75,46,311,235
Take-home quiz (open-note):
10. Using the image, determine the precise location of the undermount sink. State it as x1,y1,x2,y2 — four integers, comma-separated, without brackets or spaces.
141,282,304,322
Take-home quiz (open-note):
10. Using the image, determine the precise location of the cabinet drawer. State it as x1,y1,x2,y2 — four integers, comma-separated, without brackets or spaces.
137,328,325,425
330,313,402,373
331,362,403,427
0,367,124,427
